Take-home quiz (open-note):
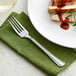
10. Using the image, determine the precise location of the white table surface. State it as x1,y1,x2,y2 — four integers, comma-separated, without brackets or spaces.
0,0,76,76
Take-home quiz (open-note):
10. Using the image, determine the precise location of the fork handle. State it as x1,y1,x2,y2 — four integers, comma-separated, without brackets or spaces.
27,36,65,67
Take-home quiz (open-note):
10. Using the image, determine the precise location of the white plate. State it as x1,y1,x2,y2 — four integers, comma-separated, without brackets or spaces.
28,0,76,48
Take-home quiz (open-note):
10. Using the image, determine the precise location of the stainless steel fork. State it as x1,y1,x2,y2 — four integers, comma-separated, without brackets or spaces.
8,16,65,67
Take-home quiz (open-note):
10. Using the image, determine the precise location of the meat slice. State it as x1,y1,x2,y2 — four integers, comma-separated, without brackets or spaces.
49,0,76,13
51,13,76,22
48,4,76,13
51,0,76,6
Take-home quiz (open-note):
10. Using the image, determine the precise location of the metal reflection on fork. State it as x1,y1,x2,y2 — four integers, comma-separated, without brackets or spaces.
8,16,65,67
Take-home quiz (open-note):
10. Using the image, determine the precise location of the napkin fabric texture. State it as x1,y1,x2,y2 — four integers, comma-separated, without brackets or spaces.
0,12,76,76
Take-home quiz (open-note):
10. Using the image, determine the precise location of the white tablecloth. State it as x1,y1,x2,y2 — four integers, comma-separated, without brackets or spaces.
0,0,76,76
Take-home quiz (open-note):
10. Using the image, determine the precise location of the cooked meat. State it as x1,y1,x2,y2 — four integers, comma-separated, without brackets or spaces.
51,0,76,6
51,13,76,22
48,4,76,13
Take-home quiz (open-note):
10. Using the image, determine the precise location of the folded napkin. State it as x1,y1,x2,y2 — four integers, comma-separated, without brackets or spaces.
0,12,76,76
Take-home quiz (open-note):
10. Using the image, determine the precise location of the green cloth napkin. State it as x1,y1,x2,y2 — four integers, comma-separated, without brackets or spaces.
0,12,76,76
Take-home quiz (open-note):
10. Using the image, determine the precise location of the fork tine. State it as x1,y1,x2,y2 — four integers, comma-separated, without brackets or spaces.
8,18,19,32
12,16,26,30
8,16,29,37
12,16,29,34
12,17,23,31
11,17,22,32
8,18,21,36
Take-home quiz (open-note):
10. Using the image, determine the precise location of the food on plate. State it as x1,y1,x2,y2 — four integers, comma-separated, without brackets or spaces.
51,0,76,6
48,0,76,30
48,4,76,13
51,13,76,22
